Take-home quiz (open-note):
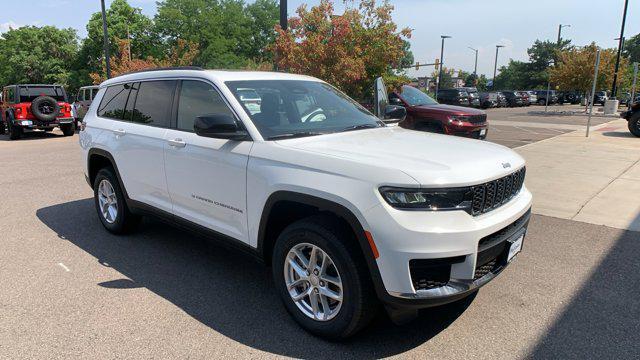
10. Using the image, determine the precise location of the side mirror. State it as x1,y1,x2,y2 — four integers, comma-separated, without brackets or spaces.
389,97,404,106
384,105,406,121
194,114,249,140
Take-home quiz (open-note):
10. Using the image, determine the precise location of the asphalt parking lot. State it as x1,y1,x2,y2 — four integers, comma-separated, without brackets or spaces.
1,109,638,359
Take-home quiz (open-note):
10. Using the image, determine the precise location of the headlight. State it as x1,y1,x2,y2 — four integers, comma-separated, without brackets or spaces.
447,115,470,126
379,187,472,211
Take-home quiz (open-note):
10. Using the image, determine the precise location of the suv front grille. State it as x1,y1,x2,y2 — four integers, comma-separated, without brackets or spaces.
469,114,487,123
471,167,526,215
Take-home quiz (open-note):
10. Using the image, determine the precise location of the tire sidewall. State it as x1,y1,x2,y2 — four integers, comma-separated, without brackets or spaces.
31,96,60,122
272,222,363,339
629,116,640,137
93,168,127,232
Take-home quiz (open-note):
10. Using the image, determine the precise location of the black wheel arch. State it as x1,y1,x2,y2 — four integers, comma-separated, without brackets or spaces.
87,148,130,200
257,191,387,299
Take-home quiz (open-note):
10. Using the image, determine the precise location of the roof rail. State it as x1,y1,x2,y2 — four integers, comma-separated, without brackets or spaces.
117,66,204,77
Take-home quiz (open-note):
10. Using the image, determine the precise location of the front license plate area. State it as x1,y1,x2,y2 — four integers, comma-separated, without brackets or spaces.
508,234,524,262
479,128,487,136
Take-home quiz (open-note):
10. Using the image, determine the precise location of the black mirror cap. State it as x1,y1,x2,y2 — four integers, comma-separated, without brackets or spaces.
194,114,250,140
384,104,407,121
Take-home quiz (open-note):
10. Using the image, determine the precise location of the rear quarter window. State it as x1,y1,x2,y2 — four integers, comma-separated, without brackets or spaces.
98,84,132,120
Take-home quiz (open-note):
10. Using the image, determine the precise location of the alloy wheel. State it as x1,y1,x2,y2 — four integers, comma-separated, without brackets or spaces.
284,243,343,321
98,179,118,224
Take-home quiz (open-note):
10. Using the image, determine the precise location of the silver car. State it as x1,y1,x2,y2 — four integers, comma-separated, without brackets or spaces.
73,85,100,122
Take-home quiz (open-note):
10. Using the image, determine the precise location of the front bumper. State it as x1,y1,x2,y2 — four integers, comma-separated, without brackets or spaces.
365,187,532,308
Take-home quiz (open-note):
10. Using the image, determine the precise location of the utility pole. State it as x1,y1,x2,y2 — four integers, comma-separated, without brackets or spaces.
100,0,111,79
468,47,478,75
280,0,288,31
612,0,629,98
547,24,570,112
435,35,451,99
493,45,504,89
587,50,601,137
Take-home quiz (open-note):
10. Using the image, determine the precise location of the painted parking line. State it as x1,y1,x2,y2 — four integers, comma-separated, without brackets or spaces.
57,262,70,272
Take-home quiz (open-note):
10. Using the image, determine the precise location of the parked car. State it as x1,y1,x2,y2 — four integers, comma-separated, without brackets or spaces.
478,92,498,109
437,88,471,106
500,91,524,107
624,94,640,108
80,68,531,339
525,91,538,104
620,102,640,137
517,91,531,106
456,87,481,107
496,92,508,107
389,84,488,139
0,84,74,140
592,91,608,106
557,90,582,105
73,85,100,124
534,90,558,105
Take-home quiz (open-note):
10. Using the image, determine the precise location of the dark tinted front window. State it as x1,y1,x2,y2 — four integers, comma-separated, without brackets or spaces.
177,80,235,132
19,86,66,102
131,80,175,127
398,85,438,106
226,80,380,140
98,84,132,119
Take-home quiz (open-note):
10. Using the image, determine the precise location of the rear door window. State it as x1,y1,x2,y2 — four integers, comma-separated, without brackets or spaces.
131,80,175,127
98,83,132,120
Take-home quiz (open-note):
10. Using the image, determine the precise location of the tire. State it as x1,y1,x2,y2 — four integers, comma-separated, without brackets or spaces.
8,123,22,140
0,121,5,135
31,96,60,122
93,167,141,234
538,99,546,105
272,215,378,340
60,123,75,136
629,114,640,137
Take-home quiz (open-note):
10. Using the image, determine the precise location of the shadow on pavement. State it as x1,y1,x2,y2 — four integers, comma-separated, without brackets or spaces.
0,130,65,142
528,212,640,359
601,131,636,138
36,198,474,358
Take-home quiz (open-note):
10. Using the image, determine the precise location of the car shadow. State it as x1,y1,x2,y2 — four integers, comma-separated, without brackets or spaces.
527,214,640,359
36,198,473,358
0,130,66,141
601,131,636,138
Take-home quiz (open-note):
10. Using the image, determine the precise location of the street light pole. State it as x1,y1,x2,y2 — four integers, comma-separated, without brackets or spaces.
468,47,478,75
100,0,111,79
493,45,504,89
435,35,451,99
547,24,570,111
612,0,629,98
557,24,570,44
280,0,288,31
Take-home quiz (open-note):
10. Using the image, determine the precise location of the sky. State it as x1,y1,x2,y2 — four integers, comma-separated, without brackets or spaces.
1,0,638,78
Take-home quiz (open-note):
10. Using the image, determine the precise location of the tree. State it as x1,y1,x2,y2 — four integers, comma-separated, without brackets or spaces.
273,0,411,100
430,67,456,89
0,26,79,86
624,33,640,64
155,0,278,68
399,39,414,69
550,43,626,96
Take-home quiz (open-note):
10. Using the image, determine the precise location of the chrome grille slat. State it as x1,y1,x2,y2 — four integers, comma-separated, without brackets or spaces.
471,167,526,216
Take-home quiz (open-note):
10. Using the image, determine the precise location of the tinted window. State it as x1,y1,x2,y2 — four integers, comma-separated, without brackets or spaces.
397,85,438,106
123,83,139,121
98,84,132,119
91,88,99,100
19,86,66,102
177,80,235,132
131,80,175,127
6,87,15,103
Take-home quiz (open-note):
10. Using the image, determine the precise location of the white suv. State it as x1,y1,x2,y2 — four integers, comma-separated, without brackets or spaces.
79,68,532,339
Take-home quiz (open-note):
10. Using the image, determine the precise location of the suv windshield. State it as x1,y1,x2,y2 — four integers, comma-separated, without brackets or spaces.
398,85,438,106
19,86,66,102
226,80,381,140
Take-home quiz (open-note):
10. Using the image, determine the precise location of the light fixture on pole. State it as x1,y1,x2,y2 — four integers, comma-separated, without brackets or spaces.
468,46,478,75
612,0,629,99
100,0,111,79
435,35,451,99
557,24,571,44
493,45,505,89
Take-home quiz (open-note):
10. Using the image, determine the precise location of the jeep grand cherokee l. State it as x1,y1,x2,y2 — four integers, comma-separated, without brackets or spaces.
80,68,532,339
1,84,74,140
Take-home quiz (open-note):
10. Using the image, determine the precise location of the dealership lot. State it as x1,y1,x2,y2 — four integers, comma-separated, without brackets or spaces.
1,108,639,358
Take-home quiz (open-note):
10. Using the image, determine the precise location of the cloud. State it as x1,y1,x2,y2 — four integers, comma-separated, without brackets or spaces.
0,21,20,34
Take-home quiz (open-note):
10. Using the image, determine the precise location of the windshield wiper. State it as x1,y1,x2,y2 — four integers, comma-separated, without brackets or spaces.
340,123,380,132
267,132,325,140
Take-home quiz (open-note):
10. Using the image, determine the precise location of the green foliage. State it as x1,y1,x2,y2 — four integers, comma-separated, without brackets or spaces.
154,0,278,68
431,67,456,89
399,40,414,69
0,26,79,86
624,33,640,64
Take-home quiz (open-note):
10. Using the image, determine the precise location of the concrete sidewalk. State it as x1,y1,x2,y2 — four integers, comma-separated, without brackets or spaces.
516,119,640,232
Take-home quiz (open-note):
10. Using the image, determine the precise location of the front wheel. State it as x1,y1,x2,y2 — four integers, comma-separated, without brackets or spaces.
8,124,22,140
629,115,640,137
272,215,378,340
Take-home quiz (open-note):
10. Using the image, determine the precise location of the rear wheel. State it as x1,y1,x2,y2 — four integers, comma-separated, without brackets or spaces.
60,123,74,136
8,123,22,140
93,167,140,234
629,114,640,137
0,121,5,135
272,215,378,340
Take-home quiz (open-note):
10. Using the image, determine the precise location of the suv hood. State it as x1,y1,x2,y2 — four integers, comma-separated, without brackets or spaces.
412,104,484,115
276,127,524,187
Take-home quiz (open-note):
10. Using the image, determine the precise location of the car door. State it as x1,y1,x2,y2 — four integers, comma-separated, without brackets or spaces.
163,79,252,242
97,81,174,212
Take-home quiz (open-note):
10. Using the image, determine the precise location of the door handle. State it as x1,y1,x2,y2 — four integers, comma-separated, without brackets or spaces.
167,138,186,148
112,129,126,136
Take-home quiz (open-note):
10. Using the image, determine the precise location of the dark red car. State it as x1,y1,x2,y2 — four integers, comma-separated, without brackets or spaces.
389,85,488,139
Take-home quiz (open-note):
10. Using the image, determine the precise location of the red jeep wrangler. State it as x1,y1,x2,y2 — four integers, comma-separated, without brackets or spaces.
1,84,74,140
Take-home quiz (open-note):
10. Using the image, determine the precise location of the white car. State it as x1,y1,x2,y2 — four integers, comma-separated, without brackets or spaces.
79,68,532,339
